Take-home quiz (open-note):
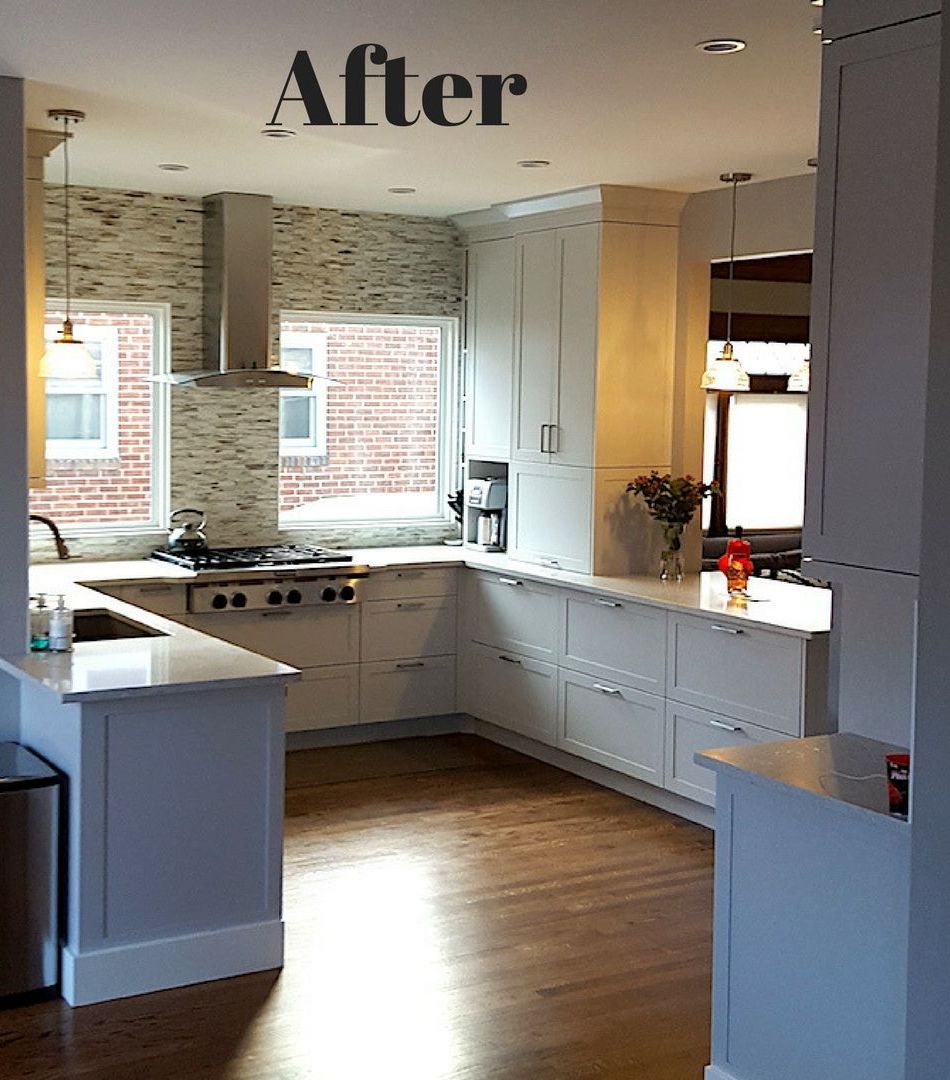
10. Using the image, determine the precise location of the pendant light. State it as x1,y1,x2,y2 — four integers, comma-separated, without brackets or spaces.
701,171,752,392
787,351,811,392
40,109,97,380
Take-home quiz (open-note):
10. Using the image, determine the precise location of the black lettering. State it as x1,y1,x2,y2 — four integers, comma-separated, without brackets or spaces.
477,73,527,126
269,51,335,126
384,56,421,126
421,74,474,127
343,43,388,125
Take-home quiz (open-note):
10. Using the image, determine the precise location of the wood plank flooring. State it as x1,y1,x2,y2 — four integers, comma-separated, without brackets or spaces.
0,735,714,1080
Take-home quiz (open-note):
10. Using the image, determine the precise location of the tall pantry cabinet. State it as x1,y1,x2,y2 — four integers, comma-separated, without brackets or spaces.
457,185,687,575
803,3,940,745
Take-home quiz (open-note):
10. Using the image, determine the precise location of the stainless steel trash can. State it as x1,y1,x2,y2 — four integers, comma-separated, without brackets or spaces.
0,743,61,1002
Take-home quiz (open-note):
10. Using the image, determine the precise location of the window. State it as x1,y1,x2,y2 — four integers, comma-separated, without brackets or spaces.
702,340,809,532
278,313,458,526
28,302,170,531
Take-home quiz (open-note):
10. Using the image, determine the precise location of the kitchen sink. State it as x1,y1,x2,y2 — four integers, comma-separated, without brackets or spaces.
72,610,167,643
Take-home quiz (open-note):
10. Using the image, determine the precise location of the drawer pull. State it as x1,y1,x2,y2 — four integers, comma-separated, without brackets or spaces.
542,558,561,568
710,624,745,635
395,570,426,579
595,598,622,608
498,577,523,587
261,610,292,618
498,654,522,665
396,661,425,669
708,718,742,732
136,585,173,594
396,601,426,609
593,684,622,696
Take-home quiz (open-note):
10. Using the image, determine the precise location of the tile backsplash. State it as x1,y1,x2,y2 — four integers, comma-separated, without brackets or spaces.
35,186,463,561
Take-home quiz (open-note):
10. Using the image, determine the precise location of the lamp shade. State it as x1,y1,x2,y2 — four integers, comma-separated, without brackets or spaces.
40,320,97,379
700,342,750,392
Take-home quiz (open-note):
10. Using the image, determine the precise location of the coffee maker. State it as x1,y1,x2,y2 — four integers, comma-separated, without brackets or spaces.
466,479,508,552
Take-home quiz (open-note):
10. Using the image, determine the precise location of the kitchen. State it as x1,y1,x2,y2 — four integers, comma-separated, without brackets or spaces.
0,2,947,1079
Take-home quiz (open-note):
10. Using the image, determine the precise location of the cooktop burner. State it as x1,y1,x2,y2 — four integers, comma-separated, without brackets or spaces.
150,543,353,572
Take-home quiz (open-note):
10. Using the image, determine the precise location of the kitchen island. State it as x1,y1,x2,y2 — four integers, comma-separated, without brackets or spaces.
0,572,297,1006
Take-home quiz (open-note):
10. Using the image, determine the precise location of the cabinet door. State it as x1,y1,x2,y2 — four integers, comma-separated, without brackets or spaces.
512,230,559,462
465,239,515,461
553,224,598,467
664,701,790,807
460,641,558,746
461,569,559,661
804,17,938,574
508,462,593,573
560,590,666,694
360,597,457,662
558,669,664,785
359,656,457,724
286,665,360,732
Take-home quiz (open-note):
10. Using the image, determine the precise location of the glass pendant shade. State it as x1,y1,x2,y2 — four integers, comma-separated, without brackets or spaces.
40,319,97,379
700,341,751,392
787,358,811,392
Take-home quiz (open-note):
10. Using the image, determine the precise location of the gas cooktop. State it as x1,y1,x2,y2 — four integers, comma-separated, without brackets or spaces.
150,543,353,572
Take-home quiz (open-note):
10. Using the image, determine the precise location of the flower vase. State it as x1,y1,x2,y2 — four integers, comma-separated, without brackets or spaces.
658,521,685,582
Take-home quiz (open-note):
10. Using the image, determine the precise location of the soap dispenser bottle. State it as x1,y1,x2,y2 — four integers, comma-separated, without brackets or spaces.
30,594,50,652
48,594,74,652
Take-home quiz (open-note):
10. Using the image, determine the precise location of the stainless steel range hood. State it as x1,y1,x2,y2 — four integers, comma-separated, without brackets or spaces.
160,192,313,389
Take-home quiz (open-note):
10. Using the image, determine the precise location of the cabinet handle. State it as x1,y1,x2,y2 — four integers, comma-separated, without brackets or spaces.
596,598,622,608
708,718,742,732
498,654,522,665
593,684,623,696
710,624,744,635
396,661,425,669
498,577,523,587
548,424,559,454
136,584,173,594
396,570,426,579
396,601,426,609
261,610,292,618
540,424,550,452
542,558,561,568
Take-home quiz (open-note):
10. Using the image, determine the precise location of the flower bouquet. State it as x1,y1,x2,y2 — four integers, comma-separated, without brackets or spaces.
626,472,719,581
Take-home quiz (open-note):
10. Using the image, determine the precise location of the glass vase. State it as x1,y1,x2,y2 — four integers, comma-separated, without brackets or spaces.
658,521,685,582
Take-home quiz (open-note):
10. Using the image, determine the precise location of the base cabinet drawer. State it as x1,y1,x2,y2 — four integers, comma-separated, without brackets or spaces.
558,669,664,785
364,566,458,601
561,591,666,693
361,597,457,661
359,655,457,724
667,614,805,735
286,665,359,733
96,582,188,616
462,570,559,661
664,702,790,807
461,641,558,746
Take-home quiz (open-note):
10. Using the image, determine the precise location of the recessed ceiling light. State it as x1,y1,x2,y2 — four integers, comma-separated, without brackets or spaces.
157,163,189,171
387,186,417,194
696,39,747,54
260,126,296,138
517,159,550,168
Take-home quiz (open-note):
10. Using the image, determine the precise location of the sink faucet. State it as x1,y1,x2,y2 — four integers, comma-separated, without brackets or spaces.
29,514,73,560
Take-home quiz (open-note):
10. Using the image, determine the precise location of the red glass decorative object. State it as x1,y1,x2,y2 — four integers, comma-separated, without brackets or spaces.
718,528,754,595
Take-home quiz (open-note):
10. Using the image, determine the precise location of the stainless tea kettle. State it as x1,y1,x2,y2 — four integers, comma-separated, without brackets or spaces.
167,508,208,554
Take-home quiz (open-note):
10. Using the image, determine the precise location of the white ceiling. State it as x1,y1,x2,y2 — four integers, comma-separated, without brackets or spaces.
2,0,821,216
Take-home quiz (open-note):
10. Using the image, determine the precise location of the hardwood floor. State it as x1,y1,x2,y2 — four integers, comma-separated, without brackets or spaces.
0,736,714,1079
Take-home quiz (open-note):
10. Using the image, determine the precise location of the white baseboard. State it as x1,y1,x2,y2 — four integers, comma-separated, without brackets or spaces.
286,714,466,750
62,919,284,1006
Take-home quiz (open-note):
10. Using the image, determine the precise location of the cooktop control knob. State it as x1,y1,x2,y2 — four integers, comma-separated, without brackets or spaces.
286,589,303,605
211,593,228,610
231,592,247,608
339,584,356,602
266,590,283,606
321,586,337,603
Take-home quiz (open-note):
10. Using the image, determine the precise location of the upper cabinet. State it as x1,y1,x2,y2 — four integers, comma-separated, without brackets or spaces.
803,16,939,574
459,185,685,473
464,238,515,461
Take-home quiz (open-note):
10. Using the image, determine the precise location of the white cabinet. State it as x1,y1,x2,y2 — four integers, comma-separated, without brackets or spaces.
96,581,188,616
558,668,664,785
464,239,515,461
804,16,938,575
462,569,559,661
559,589,666,694
360,655,457,724
286,665,360,733
664,701,790,807
364,566,457,601
460,641,558,746
666,613,806,736
361,597,457,662
183,605,360,670
508,462,593,572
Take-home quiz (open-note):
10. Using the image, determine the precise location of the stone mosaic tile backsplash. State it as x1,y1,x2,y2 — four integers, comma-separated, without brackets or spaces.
36,186,463,561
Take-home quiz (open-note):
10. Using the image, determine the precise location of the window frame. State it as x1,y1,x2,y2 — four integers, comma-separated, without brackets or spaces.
279,330,329,457
277,310,460,529
39,298,171,536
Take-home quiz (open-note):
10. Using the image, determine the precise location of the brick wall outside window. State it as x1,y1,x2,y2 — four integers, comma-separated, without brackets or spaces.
279,320,441,517
29,310,155,525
